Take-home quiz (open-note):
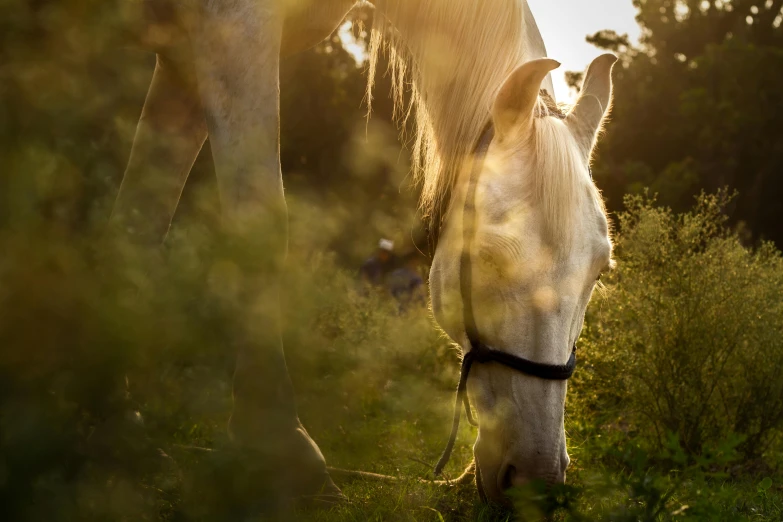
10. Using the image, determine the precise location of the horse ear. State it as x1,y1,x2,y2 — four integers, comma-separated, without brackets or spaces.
566,53,618,156
492,58,561,138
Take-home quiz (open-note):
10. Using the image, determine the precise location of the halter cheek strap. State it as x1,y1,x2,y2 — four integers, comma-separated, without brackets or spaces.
434,344,577,476
434,94,578,476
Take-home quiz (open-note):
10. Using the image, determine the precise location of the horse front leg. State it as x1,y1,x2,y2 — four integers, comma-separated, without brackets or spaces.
110,53,207,244
183,0,342,505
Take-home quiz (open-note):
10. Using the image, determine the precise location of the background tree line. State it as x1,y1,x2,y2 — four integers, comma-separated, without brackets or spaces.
584,0,783,245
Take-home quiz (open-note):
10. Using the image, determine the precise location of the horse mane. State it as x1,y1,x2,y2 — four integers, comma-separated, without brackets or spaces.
366,0,530,235
526,112,601,248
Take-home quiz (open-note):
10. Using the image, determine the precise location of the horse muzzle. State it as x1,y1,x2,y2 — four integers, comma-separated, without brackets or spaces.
475,449,568,504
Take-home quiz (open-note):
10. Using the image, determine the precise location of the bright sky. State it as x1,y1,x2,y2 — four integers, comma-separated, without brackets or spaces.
527,0,641,101
338,1,642,102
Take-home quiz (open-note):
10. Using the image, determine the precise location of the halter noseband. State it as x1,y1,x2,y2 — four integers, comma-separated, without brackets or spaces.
433,91,578,477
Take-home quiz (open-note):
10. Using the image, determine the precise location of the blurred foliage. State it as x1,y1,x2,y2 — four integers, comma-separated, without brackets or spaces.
0,0,153,233
0,215,464,520
590,0,783,246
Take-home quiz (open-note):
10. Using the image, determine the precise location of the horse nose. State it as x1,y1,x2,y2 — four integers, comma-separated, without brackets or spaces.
499,464,523,492
497,457,566,493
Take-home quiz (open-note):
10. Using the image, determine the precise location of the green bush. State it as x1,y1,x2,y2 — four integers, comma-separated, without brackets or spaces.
584,190,783,459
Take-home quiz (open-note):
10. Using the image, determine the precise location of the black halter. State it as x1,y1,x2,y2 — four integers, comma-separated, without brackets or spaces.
433,93,578,477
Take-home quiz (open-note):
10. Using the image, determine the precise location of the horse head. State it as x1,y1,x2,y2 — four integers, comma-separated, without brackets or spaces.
430,54,617,503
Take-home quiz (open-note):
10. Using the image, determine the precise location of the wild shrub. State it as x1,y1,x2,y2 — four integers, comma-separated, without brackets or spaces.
584,190,783,458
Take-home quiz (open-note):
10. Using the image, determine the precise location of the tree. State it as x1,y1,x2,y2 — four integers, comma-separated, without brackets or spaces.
591,0,783,245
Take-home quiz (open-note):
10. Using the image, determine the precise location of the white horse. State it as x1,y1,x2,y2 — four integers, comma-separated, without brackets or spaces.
114,0,616,505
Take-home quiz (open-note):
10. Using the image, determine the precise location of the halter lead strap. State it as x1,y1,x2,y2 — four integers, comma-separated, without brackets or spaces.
434,96,578,476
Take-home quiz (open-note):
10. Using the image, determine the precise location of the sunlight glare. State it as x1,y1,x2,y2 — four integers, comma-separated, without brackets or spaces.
338,21,367,67
527,0,641,102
